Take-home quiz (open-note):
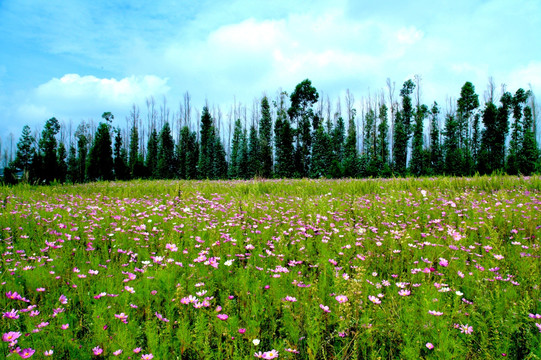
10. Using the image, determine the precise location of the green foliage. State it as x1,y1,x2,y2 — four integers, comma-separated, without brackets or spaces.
258,96,273,178
87,122,114,181
157,122,176,179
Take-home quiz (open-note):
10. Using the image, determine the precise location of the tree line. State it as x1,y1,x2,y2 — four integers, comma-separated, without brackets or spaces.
2,77,540,184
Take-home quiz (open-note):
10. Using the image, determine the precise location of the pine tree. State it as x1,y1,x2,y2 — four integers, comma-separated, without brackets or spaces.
258,96,273,178
75,125,89,182
479,101,498,175
56,142,68,183
146,128,159,178
392,111,408,175
507,88,529,175
66,144,78,183
410,104,428,176
247,125,259,178
128,125,142,178
274,93,295,178
363,109,377,176
113,128,128,180
519,106,539,175
343,111,359,178
38,117,60,183
228,119,243,179
443,113,461,175
428,102,443,175
198,106,214,179
377,103,391,176
87,121,113,181
212,131,228,179
157,122,176,179
288,79,319,177
310,125,332,178
11,125,35,177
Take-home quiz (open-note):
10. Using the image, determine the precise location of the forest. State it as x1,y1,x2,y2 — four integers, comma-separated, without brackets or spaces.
2,77,540,184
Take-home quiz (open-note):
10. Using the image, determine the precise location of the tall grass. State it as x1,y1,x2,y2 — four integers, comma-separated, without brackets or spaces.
0,176,540,359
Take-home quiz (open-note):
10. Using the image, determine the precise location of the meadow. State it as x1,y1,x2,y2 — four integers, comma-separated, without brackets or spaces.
1,176,540,359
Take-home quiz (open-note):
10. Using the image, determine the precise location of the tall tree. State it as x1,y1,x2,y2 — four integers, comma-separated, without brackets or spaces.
113,128,129,180
428,102,443,175
506,88,529,174
274,92,295,178
393,80,415,175
157,122,176,179
519,105,539,175
376,103,391,176
410,104,428,176
56,142,68,183
247,124,259,178
87,120,113,181
258,96,273,178
11,125,35,178
456,82,479,175
288,79,319,177
343,109,359,178
38,117,61,183
228,119,243,179
443,113,461,175
198,106,214,179
146,128,159,178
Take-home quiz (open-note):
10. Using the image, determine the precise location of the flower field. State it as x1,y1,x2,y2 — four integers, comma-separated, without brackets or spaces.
1,176,541,359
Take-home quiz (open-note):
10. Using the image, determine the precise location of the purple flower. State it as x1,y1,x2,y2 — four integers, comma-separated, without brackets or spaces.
92,346,103,356
18,348,35,358
217,314,229,321
2,331,21,342
319,304,331,313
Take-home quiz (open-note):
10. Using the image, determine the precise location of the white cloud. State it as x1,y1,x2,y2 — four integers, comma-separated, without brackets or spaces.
17,74,170,125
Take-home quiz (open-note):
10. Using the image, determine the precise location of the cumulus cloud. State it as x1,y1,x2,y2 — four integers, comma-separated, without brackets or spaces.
17,74,170,124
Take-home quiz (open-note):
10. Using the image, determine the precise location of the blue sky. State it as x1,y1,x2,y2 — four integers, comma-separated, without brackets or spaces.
1,0,540,150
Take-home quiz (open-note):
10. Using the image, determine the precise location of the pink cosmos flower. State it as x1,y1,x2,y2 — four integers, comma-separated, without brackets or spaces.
141,354,154,360
254,352,264,358
115,313,129,324
3,309,19,319
398,289,411,296
263,349,279,359
319,304,331,313
217,314,229,321
459,324,473,334
44,350,54,356
59,294,68,304
92,346,103,355
61,323,69,330
133,347,142,353
113,349,123,356
335,295,348,303
2,331,21,342
239,328,246,334
18,348,35,358
428,310,443,316
282,296,297,302
368,295,381,304
426,342,434,350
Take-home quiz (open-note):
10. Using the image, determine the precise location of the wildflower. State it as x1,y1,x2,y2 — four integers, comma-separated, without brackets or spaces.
44,350,53,356
398,289,411,296
335,295,348,303
263,349,279,359
61,323,69,330
92,346,103,355
36,288,46,292
253,339,260,346
2,331,21,342
18,348,35,358
141,354,154,360
426,342,434,350
59,294,68,304
254,352,264,358
285,348,300,353
282,295,297,302
319,304,331,313
113,349,123,356
224,259,234,266
428,310,443,316
239,328,246,334
217,314,229,321
459,324,473,334
3,309,19,319
115,313,129,324
368,295,381,304
133,347,142,353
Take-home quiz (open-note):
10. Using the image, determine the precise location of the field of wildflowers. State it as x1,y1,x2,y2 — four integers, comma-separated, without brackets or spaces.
1,176,540,359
